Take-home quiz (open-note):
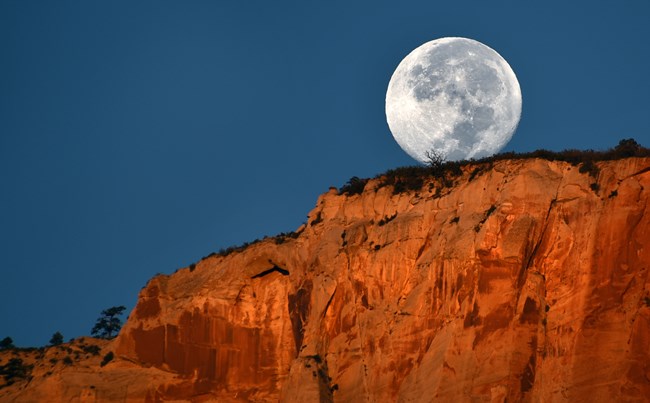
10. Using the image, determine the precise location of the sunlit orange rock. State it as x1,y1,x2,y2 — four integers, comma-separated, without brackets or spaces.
3,157,649,402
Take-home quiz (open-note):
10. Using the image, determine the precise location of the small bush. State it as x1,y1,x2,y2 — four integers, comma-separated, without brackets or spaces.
273,231,299,244
0,337,14,350
216,238,263,257
590,183,600,192
63,356,73,365
310,212,324,226
394,177,424,194
339,176,368,196
378,213,397,226
578,160,599,178
450,216,460,224
100,352,114,367
201,252,218,261
378,166,427,194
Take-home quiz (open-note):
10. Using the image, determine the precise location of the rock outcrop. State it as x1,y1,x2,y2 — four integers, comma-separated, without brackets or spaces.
3,157,650,402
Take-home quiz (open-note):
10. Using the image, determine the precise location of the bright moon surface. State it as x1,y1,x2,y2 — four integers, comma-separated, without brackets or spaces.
386,37,522,163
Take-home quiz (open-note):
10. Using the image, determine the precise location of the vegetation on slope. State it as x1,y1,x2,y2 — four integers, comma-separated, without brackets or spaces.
340,138,649,196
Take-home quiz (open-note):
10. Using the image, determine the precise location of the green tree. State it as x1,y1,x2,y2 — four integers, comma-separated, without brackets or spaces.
0,336,14,350
49,331,64,346
91,306,126,339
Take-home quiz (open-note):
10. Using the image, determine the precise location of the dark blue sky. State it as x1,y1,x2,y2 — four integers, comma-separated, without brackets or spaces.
2,1,649,346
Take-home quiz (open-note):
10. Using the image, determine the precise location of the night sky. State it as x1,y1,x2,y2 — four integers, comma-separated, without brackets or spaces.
2,1,649,346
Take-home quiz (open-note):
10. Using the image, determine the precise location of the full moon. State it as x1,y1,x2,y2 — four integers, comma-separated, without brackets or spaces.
385,37,522,163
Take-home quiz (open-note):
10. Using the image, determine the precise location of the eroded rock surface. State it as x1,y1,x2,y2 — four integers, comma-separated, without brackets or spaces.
4,158,650,402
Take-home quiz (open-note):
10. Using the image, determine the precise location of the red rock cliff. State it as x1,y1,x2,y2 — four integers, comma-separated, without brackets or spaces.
3,157,649,402
112,157,650,402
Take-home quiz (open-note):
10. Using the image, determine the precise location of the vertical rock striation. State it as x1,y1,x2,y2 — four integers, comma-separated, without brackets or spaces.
4,157,648,402
114,157,650,402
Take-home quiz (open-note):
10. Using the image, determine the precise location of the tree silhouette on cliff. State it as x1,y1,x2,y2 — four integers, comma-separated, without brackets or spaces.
91,306,126,339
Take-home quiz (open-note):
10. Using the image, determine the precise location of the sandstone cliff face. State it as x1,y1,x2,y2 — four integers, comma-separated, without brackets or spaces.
4,158,650,402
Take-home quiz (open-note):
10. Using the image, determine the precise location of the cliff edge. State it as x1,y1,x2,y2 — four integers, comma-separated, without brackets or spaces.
2,156,650,402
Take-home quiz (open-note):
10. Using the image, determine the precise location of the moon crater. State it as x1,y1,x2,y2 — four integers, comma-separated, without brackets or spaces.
386,37,522,163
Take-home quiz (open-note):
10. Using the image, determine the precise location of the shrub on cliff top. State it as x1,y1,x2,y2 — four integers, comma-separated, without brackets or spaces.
217,238,262,257
479,138,648,164
190,231,302,266
0,337,14,350
378,166,428,194
339,176,368,195
352,138,649,195
273,231,299,244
